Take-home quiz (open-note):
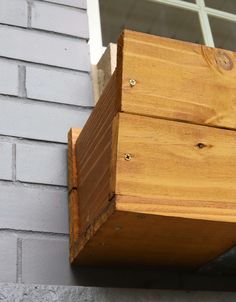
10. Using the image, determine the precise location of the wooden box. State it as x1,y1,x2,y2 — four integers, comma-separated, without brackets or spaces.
68,30,236,270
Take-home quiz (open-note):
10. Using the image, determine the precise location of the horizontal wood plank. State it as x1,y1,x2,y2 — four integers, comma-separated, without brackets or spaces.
76,210,236,268
118,30,236,129
116,113,236,223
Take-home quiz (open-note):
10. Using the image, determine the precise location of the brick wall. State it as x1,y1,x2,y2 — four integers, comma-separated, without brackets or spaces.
1,1,236,298
0,0,92,285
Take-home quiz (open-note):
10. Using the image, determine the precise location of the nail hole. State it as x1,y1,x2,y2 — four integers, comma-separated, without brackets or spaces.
196,143,206,149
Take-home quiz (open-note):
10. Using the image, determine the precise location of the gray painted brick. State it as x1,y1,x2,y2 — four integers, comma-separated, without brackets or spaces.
32,2,89,38
22,238,75,285
0,0,27,27
16,144,67,186
0,60,18,96
43,0,86,9
0,234,17,282
0,142,13,181
26,66,93,106
0,97,91,143
0,184,69,233
0,25,90,71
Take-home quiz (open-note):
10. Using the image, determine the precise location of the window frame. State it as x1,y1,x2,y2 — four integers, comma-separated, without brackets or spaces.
87,0,236,64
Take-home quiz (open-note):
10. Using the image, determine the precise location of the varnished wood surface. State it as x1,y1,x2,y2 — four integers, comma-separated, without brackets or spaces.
68,189,80,262
76,210,236,268
71,30,236,267
118,30,236,130
75,71,120,240
68,128,81,192
116,113,236,223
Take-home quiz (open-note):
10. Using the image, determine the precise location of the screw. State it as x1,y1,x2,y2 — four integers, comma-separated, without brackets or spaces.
124,153,132,161
129,79,136,87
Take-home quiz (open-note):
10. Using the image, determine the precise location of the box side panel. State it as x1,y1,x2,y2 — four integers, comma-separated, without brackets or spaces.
68,128,81,262
68,128,82,192
74,72,121,259
115,112,236,223
118,30,236,130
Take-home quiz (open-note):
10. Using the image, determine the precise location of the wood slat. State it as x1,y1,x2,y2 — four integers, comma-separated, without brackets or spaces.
68,128,81,192
75,71,120,248
68,128,81,262
76,210,236,268
117,30,236,130
68,189,80,262
116,112,236,223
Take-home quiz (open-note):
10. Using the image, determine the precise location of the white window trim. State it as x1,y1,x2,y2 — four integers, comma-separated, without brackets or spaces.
87,0,236,64
87,0,105,64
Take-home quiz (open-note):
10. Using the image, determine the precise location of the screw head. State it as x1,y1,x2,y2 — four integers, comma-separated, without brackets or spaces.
129,79,136,87
124,153,132,161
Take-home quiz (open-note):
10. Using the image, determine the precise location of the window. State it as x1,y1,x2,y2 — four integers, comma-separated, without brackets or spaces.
87,0,236,64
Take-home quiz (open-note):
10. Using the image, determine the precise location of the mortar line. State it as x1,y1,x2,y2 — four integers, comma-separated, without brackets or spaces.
16,238,23,283
0,228,68,238
0,93,93,111
0,23,88,42
0,179,67,191
0,134,68,147
27,0,32,28
18,65,27,98
0,56,91,74
34,0,87,11
12,143,16,182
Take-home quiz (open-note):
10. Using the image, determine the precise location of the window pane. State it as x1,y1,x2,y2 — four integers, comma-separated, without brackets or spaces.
205,0,236,15
99,0,203,47
209,16,236,52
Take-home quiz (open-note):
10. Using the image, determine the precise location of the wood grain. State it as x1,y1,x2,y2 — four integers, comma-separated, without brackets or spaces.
68,128,81,262
76,210,236,268
75,71,120,246
116,113,236,223
71,30,236,267
117,30,236,130
68,189,80,262
93,43,117,103
68,128,81,192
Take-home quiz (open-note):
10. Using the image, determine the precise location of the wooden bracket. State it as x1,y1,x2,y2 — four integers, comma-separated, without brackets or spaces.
67,30,236,269
68,128,81,262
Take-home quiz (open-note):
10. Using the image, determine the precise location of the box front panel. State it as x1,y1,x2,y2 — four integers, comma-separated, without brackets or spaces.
116,113,236,222
118,30,236,130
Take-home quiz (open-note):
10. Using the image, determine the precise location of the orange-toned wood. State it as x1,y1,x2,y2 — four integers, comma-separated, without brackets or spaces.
117,30,236,130
69,30,236,268
116,113,236,223
68,128,81,262
75,71,120,238
75,211,236,268
68,128,82,192
68,189,80,262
